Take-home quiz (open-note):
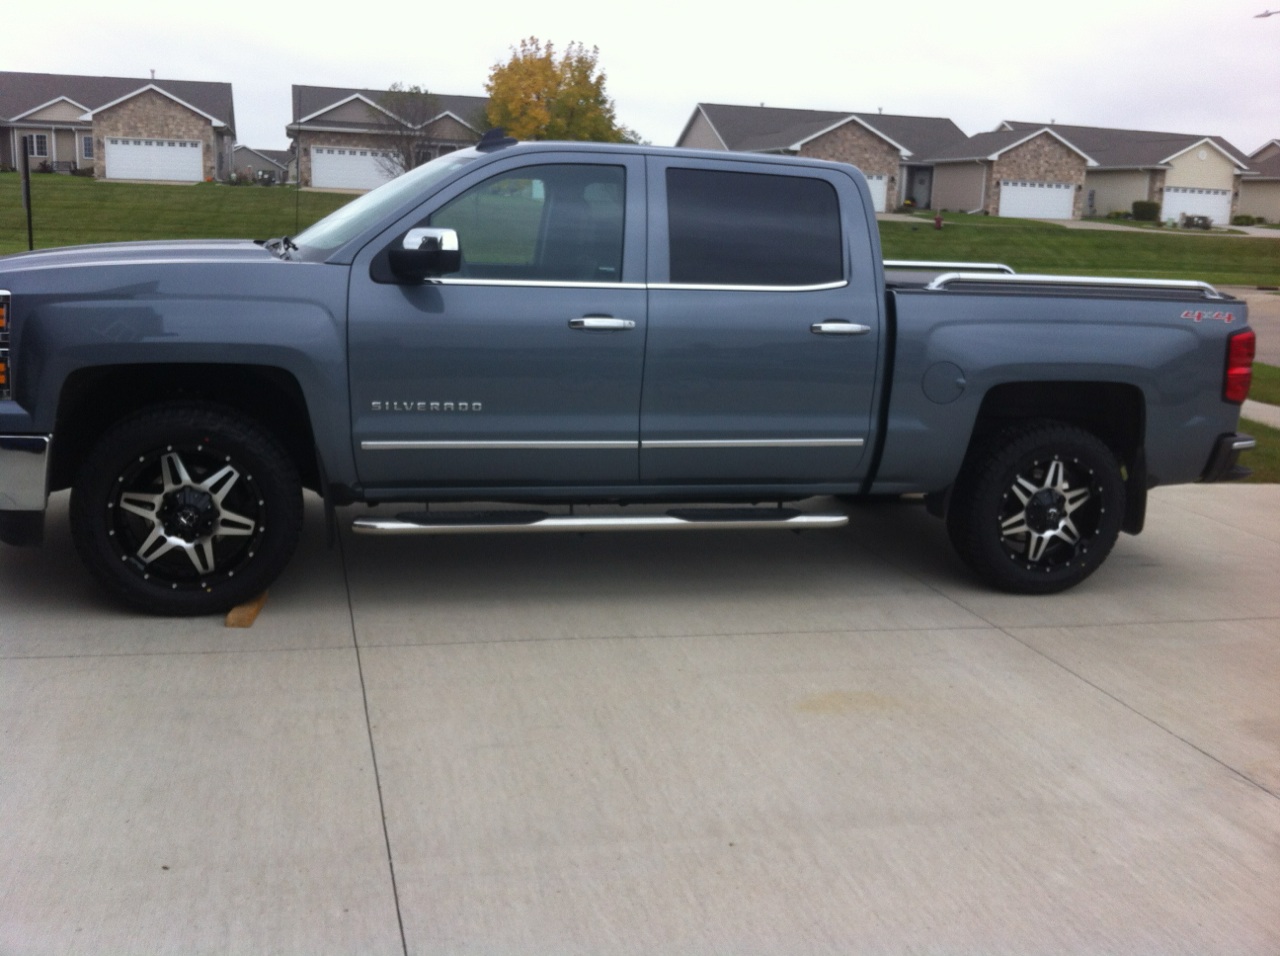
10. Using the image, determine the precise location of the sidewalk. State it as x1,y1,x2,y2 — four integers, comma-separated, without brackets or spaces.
1244,399,1280,429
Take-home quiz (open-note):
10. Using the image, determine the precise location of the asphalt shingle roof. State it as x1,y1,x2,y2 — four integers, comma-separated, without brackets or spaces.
0,71,234,129
291,85,489,131
1001,121,1249,169
690,103,968,158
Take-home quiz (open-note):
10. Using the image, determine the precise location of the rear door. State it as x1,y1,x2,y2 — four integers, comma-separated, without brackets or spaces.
640,157,883,485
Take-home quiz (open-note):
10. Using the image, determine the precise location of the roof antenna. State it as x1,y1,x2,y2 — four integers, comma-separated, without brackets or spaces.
476,127,518,152
150,69,156,80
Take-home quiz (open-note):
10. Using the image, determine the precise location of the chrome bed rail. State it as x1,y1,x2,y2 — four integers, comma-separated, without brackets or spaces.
924,272,1225,299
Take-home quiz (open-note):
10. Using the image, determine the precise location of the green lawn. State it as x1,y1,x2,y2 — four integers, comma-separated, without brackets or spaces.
6,175,1280,287
1240,418,1280,483
1249,362,1280,407
0,172,352,254
880,212,1280,287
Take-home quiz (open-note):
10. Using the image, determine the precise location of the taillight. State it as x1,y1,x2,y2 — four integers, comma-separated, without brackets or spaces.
0,292,10,401
1224,329,1255,404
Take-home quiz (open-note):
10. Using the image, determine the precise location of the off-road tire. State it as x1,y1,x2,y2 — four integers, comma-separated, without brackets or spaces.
946,421,1125,594
70,403,303,616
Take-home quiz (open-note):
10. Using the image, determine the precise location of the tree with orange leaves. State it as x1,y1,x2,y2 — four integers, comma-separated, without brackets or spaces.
484,38,640,143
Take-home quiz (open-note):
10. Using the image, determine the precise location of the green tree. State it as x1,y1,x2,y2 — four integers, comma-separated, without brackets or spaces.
484,38,640,143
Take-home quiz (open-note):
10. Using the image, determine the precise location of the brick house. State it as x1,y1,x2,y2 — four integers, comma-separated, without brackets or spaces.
1240,140,1280,223
999,121,1252,224
676,103,969,212
926,128,1094,219
287,85,488,190
0,71,235,181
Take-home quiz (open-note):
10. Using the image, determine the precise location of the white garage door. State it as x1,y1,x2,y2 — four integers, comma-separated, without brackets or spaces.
865,174,887,213
998,180,1075,219
1162,187,1232,225
105,138,203,182
311,147,398,190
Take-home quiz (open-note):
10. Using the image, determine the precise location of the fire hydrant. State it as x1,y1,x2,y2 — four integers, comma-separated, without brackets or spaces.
934,212,944,230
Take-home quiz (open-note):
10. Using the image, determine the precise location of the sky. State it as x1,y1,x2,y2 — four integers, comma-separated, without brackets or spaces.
7,0,1279,156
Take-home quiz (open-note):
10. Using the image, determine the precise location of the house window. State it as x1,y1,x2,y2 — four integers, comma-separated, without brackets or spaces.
82,136,94,159
27,134,48,157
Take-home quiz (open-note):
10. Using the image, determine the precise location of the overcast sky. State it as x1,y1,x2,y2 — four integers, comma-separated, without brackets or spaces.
8,0,1279,155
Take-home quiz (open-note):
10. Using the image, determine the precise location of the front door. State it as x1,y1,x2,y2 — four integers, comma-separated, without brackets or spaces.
347,157,647,491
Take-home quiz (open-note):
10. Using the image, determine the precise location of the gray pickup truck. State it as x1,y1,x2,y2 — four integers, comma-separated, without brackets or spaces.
0,135,1258,614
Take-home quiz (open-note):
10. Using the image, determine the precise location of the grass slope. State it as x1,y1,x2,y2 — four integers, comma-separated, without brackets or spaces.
1240,418,1280,483
1249,362,1280,407
880,213,1280,287
0,173,352,254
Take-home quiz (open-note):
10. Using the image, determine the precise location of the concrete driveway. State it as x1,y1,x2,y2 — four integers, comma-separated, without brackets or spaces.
3,487,1279,954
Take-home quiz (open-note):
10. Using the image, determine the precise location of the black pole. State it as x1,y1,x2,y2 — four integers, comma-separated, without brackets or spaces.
20,136,34,251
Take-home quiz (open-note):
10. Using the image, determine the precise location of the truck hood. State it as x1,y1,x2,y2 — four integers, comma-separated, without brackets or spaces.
0,239,275,275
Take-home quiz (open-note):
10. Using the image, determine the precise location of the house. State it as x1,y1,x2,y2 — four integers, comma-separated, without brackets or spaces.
924,127,1094,219
999,121,1252,224
1239,140,1280,223
232,144,291,184
0,71,235,182
676,103,969,212
287,85,488,190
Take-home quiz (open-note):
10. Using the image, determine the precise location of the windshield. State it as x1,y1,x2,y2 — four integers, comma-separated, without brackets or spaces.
293,150,480,257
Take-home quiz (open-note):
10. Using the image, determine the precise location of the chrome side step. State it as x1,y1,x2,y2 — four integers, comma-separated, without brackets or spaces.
351,506,849,536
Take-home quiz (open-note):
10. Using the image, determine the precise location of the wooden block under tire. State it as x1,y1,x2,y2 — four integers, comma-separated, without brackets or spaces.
225,591,269,628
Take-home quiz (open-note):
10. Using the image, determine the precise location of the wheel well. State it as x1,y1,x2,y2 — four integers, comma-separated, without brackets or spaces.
49,364,321,494
961,381,1147,533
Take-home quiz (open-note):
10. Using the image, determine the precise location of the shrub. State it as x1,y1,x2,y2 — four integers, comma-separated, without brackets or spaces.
1232,214,1260,226
1132,200,1160,221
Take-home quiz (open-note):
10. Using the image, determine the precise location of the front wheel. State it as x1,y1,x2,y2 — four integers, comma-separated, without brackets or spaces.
71,403,303,615
947,422,1125,594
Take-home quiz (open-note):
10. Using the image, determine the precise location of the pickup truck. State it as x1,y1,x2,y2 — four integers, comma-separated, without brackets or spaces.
0,134,1258,615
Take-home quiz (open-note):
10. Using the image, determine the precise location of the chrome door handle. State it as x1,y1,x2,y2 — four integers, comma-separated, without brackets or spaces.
810,320,872,335
569,317,636,331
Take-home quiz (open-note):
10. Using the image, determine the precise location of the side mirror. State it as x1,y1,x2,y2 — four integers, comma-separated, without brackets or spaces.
388,227,460,281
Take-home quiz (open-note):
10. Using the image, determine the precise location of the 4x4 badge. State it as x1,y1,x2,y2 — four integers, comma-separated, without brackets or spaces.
1182,310,1234,323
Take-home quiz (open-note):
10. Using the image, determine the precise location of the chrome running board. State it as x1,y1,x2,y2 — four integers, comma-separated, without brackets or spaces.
352,506,849,536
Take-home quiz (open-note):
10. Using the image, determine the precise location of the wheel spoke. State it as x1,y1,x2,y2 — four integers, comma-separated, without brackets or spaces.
119,491,163,521
1026,532,1052,562
1012,476,1039,503
1056,519,1082,547
202,464,241,504
159,452,194,491
185,539,217,575
1062,486,1091,513
1001,510,1030,537
1044,458,1067,490
136,526,179,564
217,507,256,537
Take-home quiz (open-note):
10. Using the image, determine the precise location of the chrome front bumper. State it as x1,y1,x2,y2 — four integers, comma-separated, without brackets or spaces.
0,434,51,511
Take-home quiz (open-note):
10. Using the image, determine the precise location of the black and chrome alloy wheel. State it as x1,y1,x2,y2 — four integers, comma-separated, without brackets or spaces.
72,403,303,615
947,422,1125,594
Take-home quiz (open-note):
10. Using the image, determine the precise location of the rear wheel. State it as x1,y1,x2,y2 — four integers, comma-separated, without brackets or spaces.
71,403,303,615
947,422,1125,594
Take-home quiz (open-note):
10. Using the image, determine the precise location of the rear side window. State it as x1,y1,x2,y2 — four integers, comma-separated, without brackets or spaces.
666,168,843,287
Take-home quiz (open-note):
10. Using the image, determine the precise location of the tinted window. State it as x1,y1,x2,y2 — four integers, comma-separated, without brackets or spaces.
666,168,843,286
430,164,625,282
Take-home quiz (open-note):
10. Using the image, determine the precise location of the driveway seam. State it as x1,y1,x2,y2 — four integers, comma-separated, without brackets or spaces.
994,625,1280,803
340,529,410,956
